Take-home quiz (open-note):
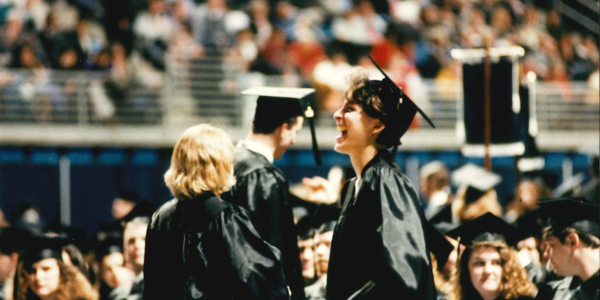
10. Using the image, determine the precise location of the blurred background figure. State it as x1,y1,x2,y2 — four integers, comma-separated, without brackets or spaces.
111,192,139,221
109,200,155,300
0,227,30,300
452,164,503,223
420,161,452,219
94,235,133,300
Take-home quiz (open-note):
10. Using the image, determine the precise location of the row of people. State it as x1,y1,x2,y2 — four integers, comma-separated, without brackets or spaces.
0,63,598,300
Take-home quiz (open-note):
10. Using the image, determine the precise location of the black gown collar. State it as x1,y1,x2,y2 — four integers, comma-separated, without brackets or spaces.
359,150,394,179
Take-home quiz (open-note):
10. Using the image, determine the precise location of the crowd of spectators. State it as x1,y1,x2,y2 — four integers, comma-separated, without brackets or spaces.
0,0,598,118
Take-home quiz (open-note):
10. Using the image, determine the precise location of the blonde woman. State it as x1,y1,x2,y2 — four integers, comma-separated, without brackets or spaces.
142,124,289,300
447,213,537,300
15,237,97,300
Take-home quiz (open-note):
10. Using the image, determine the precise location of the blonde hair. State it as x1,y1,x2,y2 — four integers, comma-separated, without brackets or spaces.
450,241,537,300
16,259,98,300
164,124,236,200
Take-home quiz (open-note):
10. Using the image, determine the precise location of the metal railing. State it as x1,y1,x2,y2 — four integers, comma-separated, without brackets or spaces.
1,55,598,148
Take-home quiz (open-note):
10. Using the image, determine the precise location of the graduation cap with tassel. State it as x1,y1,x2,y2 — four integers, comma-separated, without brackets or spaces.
366,55,435,156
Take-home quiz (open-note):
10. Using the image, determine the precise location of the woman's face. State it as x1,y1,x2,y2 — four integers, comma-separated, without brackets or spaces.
333,100,379,156
468,246,502,300
28,258,61,298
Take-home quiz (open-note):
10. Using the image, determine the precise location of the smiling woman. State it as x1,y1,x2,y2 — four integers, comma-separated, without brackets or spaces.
326,63,436,299
15,237,97,300
447,213,537,300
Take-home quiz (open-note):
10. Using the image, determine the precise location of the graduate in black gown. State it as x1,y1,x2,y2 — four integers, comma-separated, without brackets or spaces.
326,57,437,299
222,87,321,300
535,197,599,300
142,124,289,300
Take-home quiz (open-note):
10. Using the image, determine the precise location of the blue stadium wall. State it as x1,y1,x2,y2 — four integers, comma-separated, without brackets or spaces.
0,146,594,239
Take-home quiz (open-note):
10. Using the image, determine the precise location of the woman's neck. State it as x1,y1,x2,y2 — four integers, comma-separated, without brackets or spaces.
349,145,379,179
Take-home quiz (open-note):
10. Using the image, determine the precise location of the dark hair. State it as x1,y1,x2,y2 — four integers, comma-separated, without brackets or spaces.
544,227,600,248
344,71,398,148
253,116,301,134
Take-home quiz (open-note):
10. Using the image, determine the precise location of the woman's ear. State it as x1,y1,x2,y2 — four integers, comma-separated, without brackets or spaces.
371,121,385,137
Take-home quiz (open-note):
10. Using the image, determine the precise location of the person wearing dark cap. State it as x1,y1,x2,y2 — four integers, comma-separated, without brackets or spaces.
446,213,538,300
451,163,503,223
14,236,97,300
305,220,336,300
95,236,133,300
0,228,30,300
535,197,600,300
143,124,289,300
109,201,155,300
111,191,139,221
327,56,436,300
223,87,322,300
426,223,459,300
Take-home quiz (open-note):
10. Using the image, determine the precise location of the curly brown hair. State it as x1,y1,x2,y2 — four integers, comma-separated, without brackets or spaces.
450,241,537,300
16,259,98,300
344,70,399,148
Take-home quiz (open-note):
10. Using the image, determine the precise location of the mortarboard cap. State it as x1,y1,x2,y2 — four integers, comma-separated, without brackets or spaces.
366,55,435,155
427,203,454,226
537,197,599,238
21,235,68,267
0,227,31,255
95,235,124,260
552,173,585,198
116,190,140,204
452,164,501,204
513,208,545,240
446,212,527,247
120,200,156,226
420,161,447,180
425,222,455,272
242,87,321,165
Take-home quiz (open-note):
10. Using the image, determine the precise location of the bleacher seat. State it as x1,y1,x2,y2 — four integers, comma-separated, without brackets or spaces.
131,149,159,166
97,149,127,165
30,148,60,165
65,148,94,165
0,148,26,163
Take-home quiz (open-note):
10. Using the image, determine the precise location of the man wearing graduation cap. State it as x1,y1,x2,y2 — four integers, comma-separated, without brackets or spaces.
535,197,600,300
223,87,321,300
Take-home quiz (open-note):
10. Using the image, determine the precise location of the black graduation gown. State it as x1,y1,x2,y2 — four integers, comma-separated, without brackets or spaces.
326,151,436,300
142,194,289,300
536,271,600,300
222,145,305,300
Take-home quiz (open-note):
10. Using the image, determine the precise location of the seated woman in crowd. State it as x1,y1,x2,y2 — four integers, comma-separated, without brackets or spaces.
15,236,98,300
447,213,537,300
142,124,289,300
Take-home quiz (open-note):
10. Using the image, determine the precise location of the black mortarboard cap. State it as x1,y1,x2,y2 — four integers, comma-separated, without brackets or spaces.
21,236,68,266
0,227,31,255
446,212,527,247
425,222,455,272
120,200,156,226
243,87,321,165
95,235,124,260
428,203,453,226
116,190,140,204
452,163,501,203
367,55,435,155
537,197,600,238
513,208,545,239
